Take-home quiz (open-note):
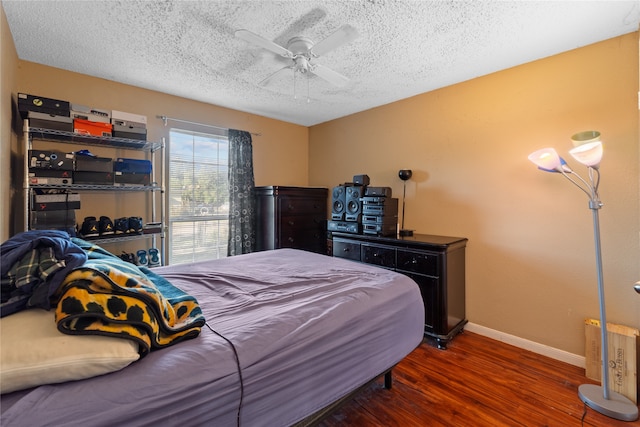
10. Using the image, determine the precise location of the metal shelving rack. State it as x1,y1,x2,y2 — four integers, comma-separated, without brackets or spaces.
23,120,165,258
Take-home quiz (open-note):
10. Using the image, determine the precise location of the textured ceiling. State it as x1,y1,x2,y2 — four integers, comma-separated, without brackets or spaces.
3,0,639,126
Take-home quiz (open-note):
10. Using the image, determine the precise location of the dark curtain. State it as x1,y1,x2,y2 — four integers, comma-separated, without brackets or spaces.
227,129,256,256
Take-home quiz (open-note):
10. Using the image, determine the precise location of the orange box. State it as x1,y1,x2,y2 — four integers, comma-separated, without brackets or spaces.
73,118,112,137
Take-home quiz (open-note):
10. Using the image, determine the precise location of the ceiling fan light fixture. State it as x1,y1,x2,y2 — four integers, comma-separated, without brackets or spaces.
294,56,310,73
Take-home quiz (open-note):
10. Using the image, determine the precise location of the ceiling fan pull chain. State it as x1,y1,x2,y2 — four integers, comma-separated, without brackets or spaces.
293,68,298,100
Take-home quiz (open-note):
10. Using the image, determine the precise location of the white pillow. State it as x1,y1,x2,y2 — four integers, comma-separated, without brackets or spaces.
0,309,140,394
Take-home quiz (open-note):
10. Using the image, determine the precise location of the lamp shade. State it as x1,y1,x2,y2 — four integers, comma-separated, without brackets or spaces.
569,140,603,168
398,169,412,181
528,148,562,171
571,130,601,147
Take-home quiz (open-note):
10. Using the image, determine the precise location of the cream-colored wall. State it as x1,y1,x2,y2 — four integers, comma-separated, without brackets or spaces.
309,33,640,356
1,4,18,242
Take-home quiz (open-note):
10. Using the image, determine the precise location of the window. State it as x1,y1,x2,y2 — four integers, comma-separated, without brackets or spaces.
168,128,229,265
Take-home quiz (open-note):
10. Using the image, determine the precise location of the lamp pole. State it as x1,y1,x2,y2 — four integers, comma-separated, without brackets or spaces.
589,201,609,401
398,169,413,237
575,197,637,420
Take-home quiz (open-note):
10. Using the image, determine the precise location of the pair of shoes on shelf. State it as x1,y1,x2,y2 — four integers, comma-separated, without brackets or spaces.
114,216,143,235
81,216,143,238
80,217,99,238
136,249,148,266
114,217,129,235
148,248,160,267
80,216,114,238
119,252,136,265
136,248,160,267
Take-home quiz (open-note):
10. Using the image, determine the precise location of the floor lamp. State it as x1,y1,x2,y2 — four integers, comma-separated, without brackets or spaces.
528,131,638,422
398,169,413,237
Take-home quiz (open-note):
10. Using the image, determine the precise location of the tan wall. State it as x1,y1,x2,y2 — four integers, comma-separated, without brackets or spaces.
1,5,18,242
7,61,309,243
309,33,640,356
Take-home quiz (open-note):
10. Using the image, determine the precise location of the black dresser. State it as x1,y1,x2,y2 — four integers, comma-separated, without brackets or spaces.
331,232,468,348
255,186,328,254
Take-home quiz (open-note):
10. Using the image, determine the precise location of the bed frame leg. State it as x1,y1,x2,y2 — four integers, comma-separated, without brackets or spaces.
384,370,393,390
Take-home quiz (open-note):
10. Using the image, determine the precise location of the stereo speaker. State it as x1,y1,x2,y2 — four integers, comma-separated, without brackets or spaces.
331,185,346,220
353,174,370,186
364,186,392,197
345,185,363,222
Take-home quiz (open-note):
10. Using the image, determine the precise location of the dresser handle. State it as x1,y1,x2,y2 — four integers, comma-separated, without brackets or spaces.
287,220,295,226
343,247,350,252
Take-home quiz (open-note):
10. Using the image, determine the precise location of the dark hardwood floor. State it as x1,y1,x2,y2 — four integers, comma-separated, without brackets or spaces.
318,331,639,427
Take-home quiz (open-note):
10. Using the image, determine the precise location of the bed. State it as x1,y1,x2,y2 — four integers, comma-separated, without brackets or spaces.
1,244,424,426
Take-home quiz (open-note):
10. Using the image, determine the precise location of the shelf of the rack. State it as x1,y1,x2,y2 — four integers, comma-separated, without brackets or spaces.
79,231,163,245
27,126,161,151
28,184,162,191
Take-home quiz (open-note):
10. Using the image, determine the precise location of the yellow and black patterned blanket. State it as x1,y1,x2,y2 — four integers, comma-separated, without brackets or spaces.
55,239,205,357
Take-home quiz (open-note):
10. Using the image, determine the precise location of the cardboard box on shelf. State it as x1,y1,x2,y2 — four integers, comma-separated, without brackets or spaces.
70,103,111,124
111,110,147,127
75,155,113,172
27,111,73,132
73,118,112,137
18,93,70,118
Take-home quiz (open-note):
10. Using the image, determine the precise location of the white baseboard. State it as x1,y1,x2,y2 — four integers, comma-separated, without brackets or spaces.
464,322,585,368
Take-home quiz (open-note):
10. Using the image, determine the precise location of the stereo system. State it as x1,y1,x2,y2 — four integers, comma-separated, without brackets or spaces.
327,220,361,234
365,186,392,197
328,175,398,237
361,195,398,236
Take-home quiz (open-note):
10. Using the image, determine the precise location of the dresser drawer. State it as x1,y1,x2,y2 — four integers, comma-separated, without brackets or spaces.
280,215,325,248
361,244,396,269
333,238,361,261
397,249,438,277
280,228,324,249
278,197,325,215
280,215,325,232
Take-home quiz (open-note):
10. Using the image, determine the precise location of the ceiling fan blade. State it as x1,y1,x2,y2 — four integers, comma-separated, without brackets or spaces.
235,29,293,58
310,24,359,57
310,63,350,87
259,66,294,86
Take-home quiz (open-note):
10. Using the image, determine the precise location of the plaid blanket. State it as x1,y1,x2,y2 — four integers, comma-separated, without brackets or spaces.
55,239,205,356
1,230,87,317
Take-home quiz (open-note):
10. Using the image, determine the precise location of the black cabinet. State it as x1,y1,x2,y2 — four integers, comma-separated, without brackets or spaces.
332,232,467,348
255,186,328,254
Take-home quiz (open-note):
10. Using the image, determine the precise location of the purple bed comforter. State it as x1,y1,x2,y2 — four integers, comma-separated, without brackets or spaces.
1,249,424,426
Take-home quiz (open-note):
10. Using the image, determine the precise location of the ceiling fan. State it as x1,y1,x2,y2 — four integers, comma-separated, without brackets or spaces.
235,24,359,88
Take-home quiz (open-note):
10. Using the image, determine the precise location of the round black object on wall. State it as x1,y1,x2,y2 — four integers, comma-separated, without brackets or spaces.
398,169,412,181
